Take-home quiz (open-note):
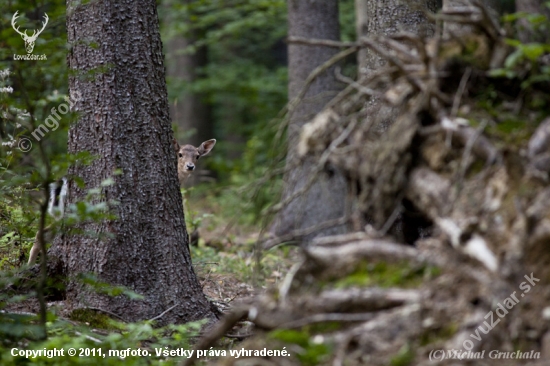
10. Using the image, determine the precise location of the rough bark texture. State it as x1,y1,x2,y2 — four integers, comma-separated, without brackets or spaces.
359,0,437,132
358,0,437,73
271,0,347,242
53,0,215,325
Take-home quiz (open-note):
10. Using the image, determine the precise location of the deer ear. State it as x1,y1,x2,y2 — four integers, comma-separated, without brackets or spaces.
198,139,216,156
173,138,180,152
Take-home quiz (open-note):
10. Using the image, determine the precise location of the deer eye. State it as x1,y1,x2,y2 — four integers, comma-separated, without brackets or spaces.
179,153,183,158
196,155,200,160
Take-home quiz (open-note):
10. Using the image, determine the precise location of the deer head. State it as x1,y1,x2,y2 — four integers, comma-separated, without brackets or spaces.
173,139,216,185
12,11,49,54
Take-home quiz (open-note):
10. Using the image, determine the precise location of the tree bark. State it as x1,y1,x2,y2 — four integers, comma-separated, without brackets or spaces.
357,0,436,137
357,0,437,74
272,0,347,242
354,0,436,240
54,0,215,324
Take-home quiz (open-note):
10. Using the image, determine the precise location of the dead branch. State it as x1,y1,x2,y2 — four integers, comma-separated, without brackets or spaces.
302,288,422,314
279,313,375,329
148,304,178,322
304,239,431,269
181,307,249,366
287,36,358,49
406,167,451,220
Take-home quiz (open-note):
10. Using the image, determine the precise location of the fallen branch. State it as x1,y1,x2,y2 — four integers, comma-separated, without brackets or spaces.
287,36,358,48
303,288,422,313
305,239,430,268
181,307,249,366
280,313,375,329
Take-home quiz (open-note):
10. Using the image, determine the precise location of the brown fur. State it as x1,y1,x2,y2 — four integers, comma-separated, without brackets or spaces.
173,139,216,185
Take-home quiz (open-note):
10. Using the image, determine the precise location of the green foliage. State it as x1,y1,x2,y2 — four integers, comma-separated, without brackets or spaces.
181,187,214,237
390,344,415,366
269,329,332,365
0,268,43,344
339,0,356,42
0,316,205,365
1,0,72,268
190,241,254,282
69,309,122,330
332,262,440,289
420,323,459,346
160,0,287,149
491,9,550,89
159,0,291,223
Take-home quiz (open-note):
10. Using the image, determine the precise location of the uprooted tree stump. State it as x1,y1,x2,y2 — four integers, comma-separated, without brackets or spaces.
188,4,550,366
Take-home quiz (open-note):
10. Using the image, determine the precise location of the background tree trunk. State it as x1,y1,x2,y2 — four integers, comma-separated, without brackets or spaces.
168,35,212,147
354,0,437,240
360,0,437,75
165,0,213,185
271,0,347,242
53,0,215,324
165,0,213,148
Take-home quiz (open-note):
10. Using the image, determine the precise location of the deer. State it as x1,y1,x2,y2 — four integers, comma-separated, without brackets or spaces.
174,139,216,185
27,138,216,265
12,11,49,54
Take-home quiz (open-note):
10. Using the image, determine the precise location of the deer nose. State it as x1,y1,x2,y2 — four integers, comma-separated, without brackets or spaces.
185,163,195,171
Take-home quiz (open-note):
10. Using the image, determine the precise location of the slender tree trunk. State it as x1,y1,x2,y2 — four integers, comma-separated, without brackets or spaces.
168,38,212,147
53,0,215,324
272,0,347,242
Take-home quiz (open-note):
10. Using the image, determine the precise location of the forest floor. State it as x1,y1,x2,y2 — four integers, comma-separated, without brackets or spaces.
184,186,299,310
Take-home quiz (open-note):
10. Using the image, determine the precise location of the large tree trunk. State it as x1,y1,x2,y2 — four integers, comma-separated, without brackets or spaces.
53,0,215,324
271,0,347,242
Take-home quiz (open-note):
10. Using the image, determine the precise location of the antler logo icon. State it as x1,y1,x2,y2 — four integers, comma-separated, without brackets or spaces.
11,11,49,54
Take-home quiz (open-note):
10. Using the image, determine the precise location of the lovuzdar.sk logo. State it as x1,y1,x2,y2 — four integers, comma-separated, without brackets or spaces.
11,10,48,61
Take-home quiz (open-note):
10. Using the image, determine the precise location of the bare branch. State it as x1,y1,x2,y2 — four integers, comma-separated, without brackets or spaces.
287,36,358,48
